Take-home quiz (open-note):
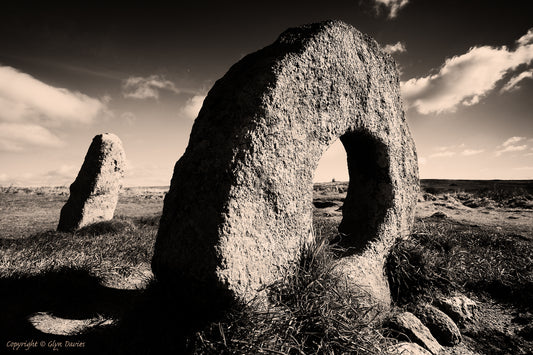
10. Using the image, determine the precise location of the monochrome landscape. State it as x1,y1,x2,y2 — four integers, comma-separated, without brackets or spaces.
1,1,532,354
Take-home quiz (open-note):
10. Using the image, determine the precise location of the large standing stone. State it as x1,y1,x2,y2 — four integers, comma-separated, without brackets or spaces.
152,20,419,306
57,133,126,232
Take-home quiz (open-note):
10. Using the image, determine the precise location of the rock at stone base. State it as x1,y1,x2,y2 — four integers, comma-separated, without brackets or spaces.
519,324,533,341
435,295,478,326
387,312,443,355
57,133,126,232
389,342,432,355
415,304,462,346
430,211,447,219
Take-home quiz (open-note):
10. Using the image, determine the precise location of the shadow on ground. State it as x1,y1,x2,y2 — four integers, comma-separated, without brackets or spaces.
0,268,234,354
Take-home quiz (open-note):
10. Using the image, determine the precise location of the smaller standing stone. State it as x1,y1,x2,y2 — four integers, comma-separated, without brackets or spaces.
387,312,443,355
57,133,126,232
415,304,462,346
435,295,478,326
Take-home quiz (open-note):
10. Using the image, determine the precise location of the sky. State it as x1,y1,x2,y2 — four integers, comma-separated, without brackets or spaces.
0,0,532,186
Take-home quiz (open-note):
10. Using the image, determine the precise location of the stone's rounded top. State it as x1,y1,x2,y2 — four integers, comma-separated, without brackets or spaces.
95,132,123,145
277,20,370,44
273,20,394,66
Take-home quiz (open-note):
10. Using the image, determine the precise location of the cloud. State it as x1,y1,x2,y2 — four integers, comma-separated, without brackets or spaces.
121,111,136,125
517,28,533,46
500,69,533,92
0,66,105,125
373,0,409,19
0,123,65,152
502,136,525,147
0,164,78,186
428,143,483,158
495,136,529,156
496,144,527,156
122,75,181,100
383,41,406,54
123,163,173,187
430,150,456,158
402,28,533,114
180,95,206,120
461,149,484,156
42,164,78,181
0,66,107,152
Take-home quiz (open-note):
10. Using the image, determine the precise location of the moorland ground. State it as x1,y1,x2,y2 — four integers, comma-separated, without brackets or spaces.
0,180,531,354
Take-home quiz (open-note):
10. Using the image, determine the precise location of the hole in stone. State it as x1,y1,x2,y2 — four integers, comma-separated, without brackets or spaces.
314,131,394,257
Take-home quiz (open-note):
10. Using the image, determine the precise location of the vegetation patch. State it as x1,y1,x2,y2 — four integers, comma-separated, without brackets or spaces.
387,217,533,309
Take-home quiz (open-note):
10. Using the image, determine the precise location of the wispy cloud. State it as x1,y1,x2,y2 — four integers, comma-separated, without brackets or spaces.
372,0,409,19
429,143,484,158
0,123,64,152
517,28,533,46
496,144,527,156
495,136,529,156
383,41,406,54
514,166,533,171
180,95,206,120
500,69,533,93
430,150,456,158
461,149,485,156
0,66,106,151
502,136,525,146
120,111,136,125
122,75,182,100
402,28,533,114
0,66,105,124
0,164,78,186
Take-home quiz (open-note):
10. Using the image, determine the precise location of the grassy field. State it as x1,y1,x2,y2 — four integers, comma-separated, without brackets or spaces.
0,180,532,354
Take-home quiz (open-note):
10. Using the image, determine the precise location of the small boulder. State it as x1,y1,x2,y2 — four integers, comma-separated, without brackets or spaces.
387,312,442,355
519,324,533,341
57,133,126,232
389,342,432,355
435,295,478,326
415,304,462,346
430,211,447,219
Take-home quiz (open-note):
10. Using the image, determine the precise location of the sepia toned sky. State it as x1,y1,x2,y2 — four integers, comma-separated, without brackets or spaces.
0,0,532,186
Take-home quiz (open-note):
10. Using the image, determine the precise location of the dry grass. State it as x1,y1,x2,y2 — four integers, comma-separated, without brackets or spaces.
0,217,156,280
387,216,533,309
1,181,532,353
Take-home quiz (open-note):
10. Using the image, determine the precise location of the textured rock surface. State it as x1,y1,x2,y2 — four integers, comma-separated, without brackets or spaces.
435,295,478,326
415,304,462,346
57,133,126,232
388,312,443,355
389,342,432,355
152,20,419,306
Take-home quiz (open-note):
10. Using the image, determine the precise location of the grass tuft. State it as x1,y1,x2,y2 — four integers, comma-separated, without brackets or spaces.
76,219,136,237
192,229,391,354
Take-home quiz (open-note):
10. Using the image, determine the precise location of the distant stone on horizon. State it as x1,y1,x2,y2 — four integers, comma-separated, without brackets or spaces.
152,20,419,307
57,133,126,232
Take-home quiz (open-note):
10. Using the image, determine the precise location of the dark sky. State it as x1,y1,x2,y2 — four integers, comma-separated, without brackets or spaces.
1,0,532,185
